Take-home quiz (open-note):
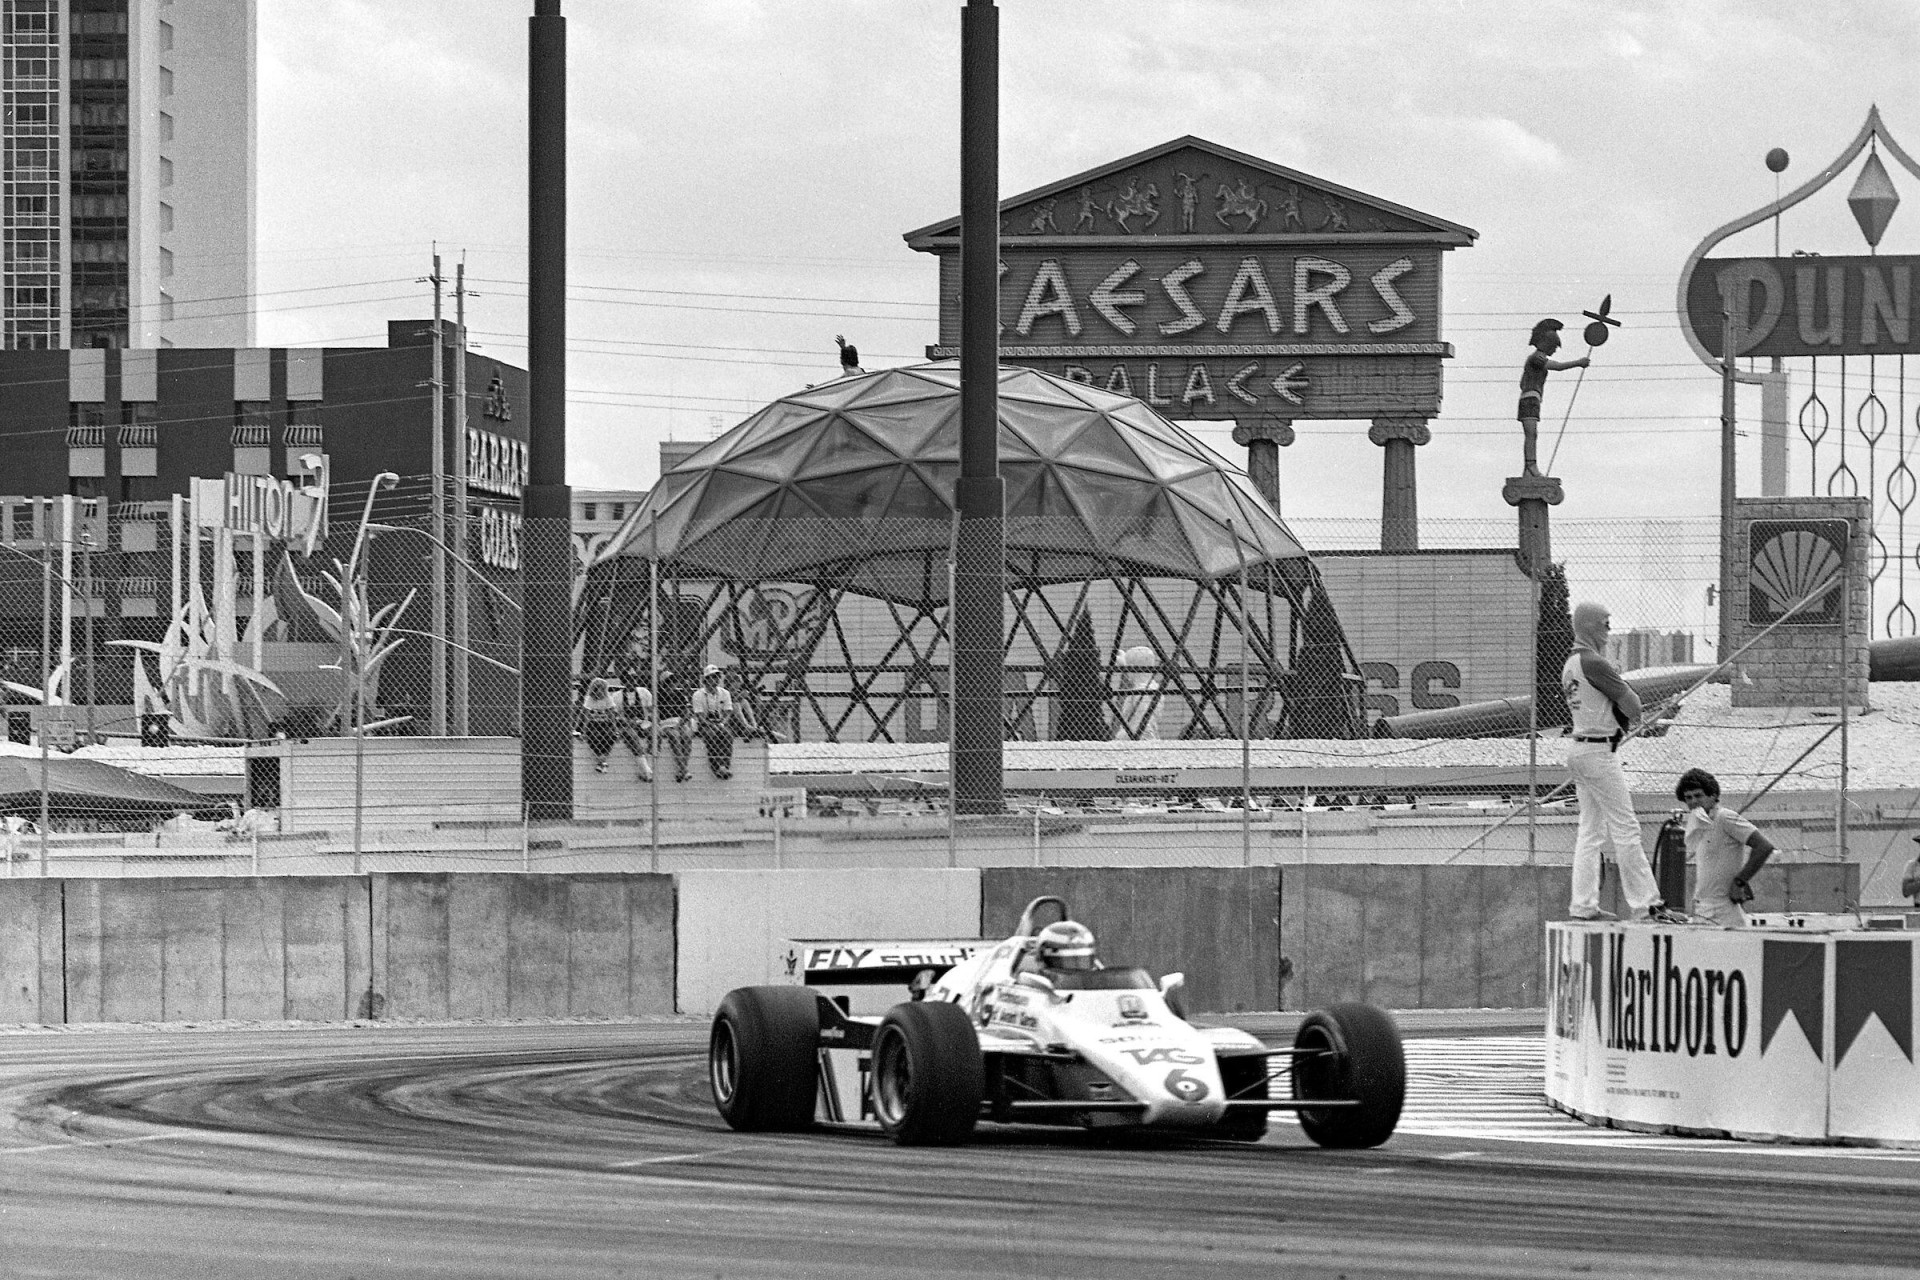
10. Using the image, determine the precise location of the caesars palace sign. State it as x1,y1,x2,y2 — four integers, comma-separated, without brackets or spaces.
905,136,1477,421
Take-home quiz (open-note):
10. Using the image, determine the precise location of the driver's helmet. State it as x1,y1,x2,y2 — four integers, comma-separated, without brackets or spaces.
1035,920,1097,971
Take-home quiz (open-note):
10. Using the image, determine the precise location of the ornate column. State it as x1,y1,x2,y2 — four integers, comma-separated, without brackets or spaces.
1502,473,1564,578
1368,417,1430,552
1230,419,1294,513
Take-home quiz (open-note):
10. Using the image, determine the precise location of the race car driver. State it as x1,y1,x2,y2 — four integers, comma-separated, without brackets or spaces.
1019,920,1100,975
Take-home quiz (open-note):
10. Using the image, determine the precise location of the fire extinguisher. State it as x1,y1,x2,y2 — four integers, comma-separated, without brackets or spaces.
1652,813,1688,909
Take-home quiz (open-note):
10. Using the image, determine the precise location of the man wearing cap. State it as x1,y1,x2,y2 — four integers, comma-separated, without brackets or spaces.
689,663,741,780
1564,601,1685,924
1518,318,1590,477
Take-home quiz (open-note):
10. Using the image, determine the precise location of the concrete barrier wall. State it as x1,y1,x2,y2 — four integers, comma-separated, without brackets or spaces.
0,880,63,1024
675,868,981,1016
981,867,1283,1014
371,873,675,1020
56,877,372,1022
1282,862,1860,1010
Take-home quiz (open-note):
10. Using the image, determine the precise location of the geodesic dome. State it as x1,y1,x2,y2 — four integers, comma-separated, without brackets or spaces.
581,362,1363,741
600,362,1307,592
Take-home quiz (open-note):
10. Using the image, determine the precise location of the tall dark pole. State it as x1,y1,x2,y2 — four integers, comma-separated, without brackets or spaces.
523,0,573,818
953,0,1004,814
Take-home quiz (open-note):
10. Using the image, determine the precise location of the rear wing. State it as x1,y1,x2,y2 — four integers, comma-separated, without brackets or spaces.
780,939,987,988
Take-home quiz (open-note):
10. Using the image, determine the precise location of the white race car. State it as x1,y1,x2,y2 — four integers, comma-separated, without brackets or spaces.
709,895,1405,1147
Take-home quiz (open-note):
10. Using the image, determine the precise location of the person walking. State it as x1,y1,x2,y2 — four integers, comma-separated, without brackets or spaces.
1674,768,1775,928
1563,601,1684,923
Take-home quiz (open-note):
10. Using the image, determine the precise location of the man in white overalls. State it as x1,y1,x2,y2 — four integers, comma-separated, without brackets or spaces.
1561,601,1684,924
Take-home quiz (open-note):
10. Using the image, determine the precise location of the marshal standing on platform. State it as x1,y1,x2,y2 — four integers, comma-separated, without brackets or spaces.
1562,601,1685,924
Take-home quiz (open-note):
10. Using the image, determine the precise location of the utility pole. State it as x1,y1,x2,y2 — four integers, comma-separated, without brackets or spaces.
523,0,573,819
452,258,471,736
427,251,448,736
953,0,1005,815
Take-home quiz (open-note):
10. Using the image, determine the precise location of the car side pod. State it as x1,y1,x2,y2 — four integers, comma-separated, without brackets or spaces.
871,1000,985,1146
1290,1003,1406,1149
710,986,820,1133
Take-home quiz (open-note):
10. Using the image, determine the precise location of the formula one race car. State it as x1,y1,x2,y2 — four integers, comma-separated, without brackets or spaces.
709,896,1405,1147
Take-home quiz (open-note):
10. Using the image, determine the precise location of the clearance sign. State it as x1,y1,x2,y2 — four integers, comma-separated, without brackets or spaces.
905,136,1475,422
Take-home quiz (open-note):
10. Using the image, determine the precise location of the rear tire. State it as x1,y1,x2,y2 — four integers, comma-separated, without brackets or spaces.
1291,1003,1404,1149
709,986,819,1132
870,1000,983,1146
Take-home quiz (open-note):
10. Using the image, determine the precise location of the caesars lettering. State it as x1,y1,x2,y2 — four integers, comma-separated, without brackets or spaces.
1361,660,1462,721
1551,931,1749,1058
1002,252,1426,342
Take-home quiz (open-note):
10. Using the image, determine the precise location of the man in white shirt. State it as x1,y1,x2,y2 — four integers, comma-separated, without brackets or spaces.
1562,601,1684,924
1676,768,1774,927
689,663,740,780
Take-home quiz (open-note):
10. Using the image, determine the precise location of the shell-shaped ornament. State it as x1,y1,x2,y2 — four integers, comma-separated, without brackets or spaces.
1751,529,1843,617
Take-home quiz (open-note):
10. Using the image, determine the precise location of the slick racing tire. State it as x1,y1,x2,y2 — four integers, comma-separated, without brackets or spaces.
1291,1002,1405,1149
710,985,820,1132
871,1000,984,1146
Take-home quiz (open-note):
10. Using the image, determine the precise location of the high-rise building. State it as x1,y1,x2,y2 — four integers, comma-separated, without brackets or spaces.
2,0,254,351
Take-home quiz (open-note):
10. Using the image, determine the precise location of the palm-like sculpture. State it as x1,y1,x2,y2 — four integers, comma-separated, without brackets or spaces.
114,548,416,740
115,572,283,740
307,553,418,735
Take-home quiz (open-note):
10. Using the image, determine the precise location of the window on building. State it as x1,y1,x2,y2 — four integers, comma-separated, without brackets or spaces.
67,401,107,446
158,201,174,232
120,475,164,503
232,401,273,447
285,402,323,449
159,247,173,277
610,503,626,520
159,157,173,186
67,476,106,500
119,402,158,447
158,111,173,142
158,20,172,50
582,503,597,521
158,66,173,96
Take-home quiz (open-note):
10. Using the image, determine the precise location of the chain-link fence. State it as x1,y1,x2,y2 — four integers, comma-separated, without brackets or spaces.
3,500,1909,905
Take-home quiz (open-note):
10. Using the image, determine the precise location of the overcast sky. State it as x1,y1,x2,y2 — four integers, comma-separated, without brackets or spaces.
255,1,1920,536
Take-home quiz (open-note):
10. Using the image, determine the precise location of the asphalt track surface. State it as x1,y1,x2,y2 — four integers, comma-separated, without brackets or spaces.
1,1012,1916,1279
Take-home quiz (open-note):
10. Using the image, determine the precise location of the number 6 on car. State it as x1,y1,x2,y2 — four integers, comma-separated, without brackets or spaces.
709,895,1405,1148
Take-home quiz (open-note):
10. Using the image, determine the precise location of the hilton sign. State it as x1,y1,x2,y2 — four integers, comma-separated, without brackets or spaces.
905,136,1476,422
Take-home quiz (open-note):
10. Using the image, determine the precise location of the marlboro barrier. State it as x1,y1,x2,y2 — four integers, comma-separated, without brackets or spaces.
1546,919,1920,1145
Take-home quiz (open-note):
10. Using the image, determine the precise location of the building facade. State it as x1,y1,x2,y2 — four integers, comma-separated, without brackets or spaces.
0,322,529,735
3,0,255,350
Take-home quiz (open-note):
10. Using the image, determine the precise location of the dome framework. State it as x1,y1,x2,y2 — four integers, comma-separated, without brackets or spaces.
582,364,1364,742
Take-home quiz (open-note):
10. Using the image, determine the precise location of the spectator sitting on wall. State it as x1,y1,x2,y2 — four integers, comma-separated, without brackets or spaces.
688,664,743,781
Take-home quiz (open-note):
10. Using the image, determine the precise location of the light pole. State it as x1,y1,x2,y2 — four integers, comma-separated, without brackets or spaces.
344,472,399,874
0,538,84,875
80,525,95,744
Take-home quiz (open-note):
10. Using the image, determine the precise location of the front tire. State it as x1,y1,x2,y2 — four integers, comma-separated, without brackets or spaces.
1291,1003,1404,1149
709,985,819,1132
870,1001,983,1146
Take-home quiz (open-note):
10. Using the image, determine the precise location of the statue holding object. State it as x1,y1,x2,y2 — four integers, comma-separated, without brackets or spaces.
1517,318,1588,477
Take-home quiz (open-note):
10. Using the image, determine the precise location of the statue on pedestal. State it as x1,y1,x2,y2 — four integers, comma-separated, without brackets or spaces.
1517,318,1588,477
